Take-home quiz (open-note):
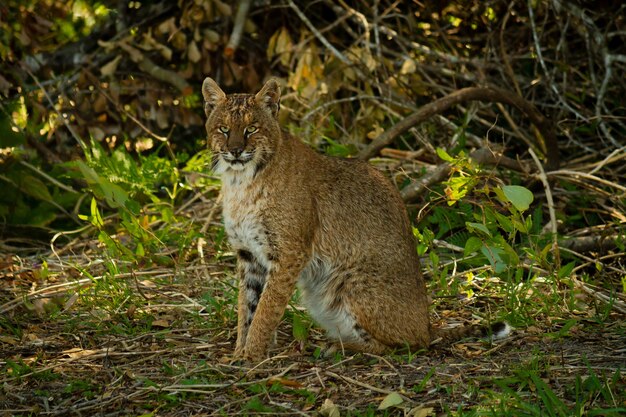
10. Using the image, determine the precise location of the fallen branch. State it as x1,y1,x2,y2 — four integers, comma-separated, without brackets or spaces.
560,235,623,253
358,87,559,170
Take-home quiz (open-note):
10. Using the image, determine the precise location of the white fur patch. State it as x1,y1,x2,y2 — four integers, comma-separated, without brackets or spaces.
297,257,361,343
220,159,270,267
492,322,513,340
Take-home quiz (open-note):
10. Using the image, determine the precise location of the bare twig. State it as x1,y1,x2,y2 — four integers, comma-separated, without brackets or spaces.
529,148,559,268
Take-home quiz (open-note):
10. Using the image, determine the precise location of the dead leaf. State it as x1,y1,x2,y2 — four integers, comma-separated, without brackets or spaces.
408,406,435,417
188,41,202,63
367,124,384,140
378,391,404,410
0,335,19,345
268,27,293,66
63,293,79,310
101,55,122,77
152,319,170,328
141,30,173,61
118,41,144,62
212,0,232,16
156,18,177,36
288,44,323,99
401,58,417,74
171,31,187,51
319,399,340,417
63,348,98,359
266,377,303,388
139,280,157,288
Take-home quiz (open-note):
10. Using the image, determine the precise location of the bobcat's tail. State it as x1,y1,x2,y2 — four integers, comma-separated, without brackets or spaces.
431,321,512,344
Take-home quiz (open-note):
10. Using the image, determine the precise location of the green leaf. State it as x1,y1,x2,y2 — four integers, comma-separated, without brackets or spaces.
445,176,476,204
378,392,404,410
436,147,454,162
494,212,514,233
502,185,534,212
464,236,483,255
292,313,309,342
481,244,506,273
557,261,576,278
466,222,492,237
21,175,53,202
89,197,104,228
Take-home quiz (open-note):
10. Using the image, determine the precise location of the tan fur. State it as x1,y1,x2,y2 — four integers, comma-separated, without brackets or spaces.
202,78,506,361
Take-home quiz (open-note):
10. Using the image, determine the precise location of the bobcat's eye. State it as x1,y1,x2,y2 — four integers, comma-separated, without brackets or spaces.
245,126,258,136
218,126,229,134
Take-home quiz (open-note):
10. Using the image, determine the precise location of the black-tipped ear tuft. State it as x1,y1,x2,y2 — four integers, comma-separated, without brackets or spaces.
202,77,226,117
255,78,281,118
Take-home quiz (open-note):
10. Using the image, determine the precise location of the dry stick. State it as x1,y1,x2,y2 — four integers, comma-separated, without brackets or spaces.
571,277,626,315
224,0,252,57
527,0,587,122
499,3,522,96
528,148,559,268
588,146,626,175
567,250,626,277
548,170,626,193
325,370,406,398
400,148,529,202
560,234,622,253
358,87,559,170
287,0,351,67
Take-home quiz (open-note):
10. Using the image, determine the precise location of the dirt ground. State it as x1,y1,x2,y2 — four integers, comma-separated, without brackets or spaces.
1,253,625,416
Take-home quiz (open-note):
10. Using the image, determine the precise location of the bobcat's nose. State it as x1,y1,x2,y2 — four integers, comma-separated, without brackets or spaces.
230,147,244,158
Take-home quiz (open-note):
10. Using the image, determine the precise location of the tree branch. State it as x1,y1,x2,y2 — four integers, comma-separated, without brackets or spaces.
358,87,559,170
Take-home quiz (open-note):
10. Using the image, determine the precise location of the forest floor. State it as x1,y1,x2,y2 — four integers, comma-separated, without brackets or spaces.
1,231,625,417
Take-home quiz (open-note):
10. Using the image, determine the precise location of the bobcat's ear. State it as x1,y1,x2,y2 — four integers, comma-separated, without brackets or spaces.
202,77,226,117
255,78,281,118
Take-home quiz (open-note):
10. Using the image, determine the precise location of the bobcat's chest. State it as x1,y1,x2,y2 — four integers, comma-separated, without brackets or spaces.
221,173,271,264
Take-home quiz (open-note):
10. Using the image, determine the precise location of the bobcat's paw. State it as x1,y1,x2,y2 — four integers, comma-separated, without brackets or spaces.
241,348,266,363
233,345,245,359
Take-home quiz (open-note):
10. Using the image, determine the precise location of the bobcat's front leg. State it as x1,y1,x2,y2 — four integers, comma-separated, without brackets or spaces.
243,259,306,361
234,249,268,358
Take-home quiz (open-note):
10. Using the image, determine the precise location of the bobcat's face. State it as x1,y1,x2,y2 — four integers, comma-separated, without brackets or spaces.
202,78,281,175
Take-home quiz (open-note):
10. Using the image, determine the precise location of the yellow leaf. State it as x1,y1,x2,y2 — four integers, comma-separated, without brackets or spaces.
288,44,323,99
401,58,417,74
268,27,293,66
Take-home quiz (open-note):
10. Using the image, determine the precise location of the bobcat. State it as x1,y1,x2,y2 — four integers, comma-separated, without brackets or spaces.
201,77,509,361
